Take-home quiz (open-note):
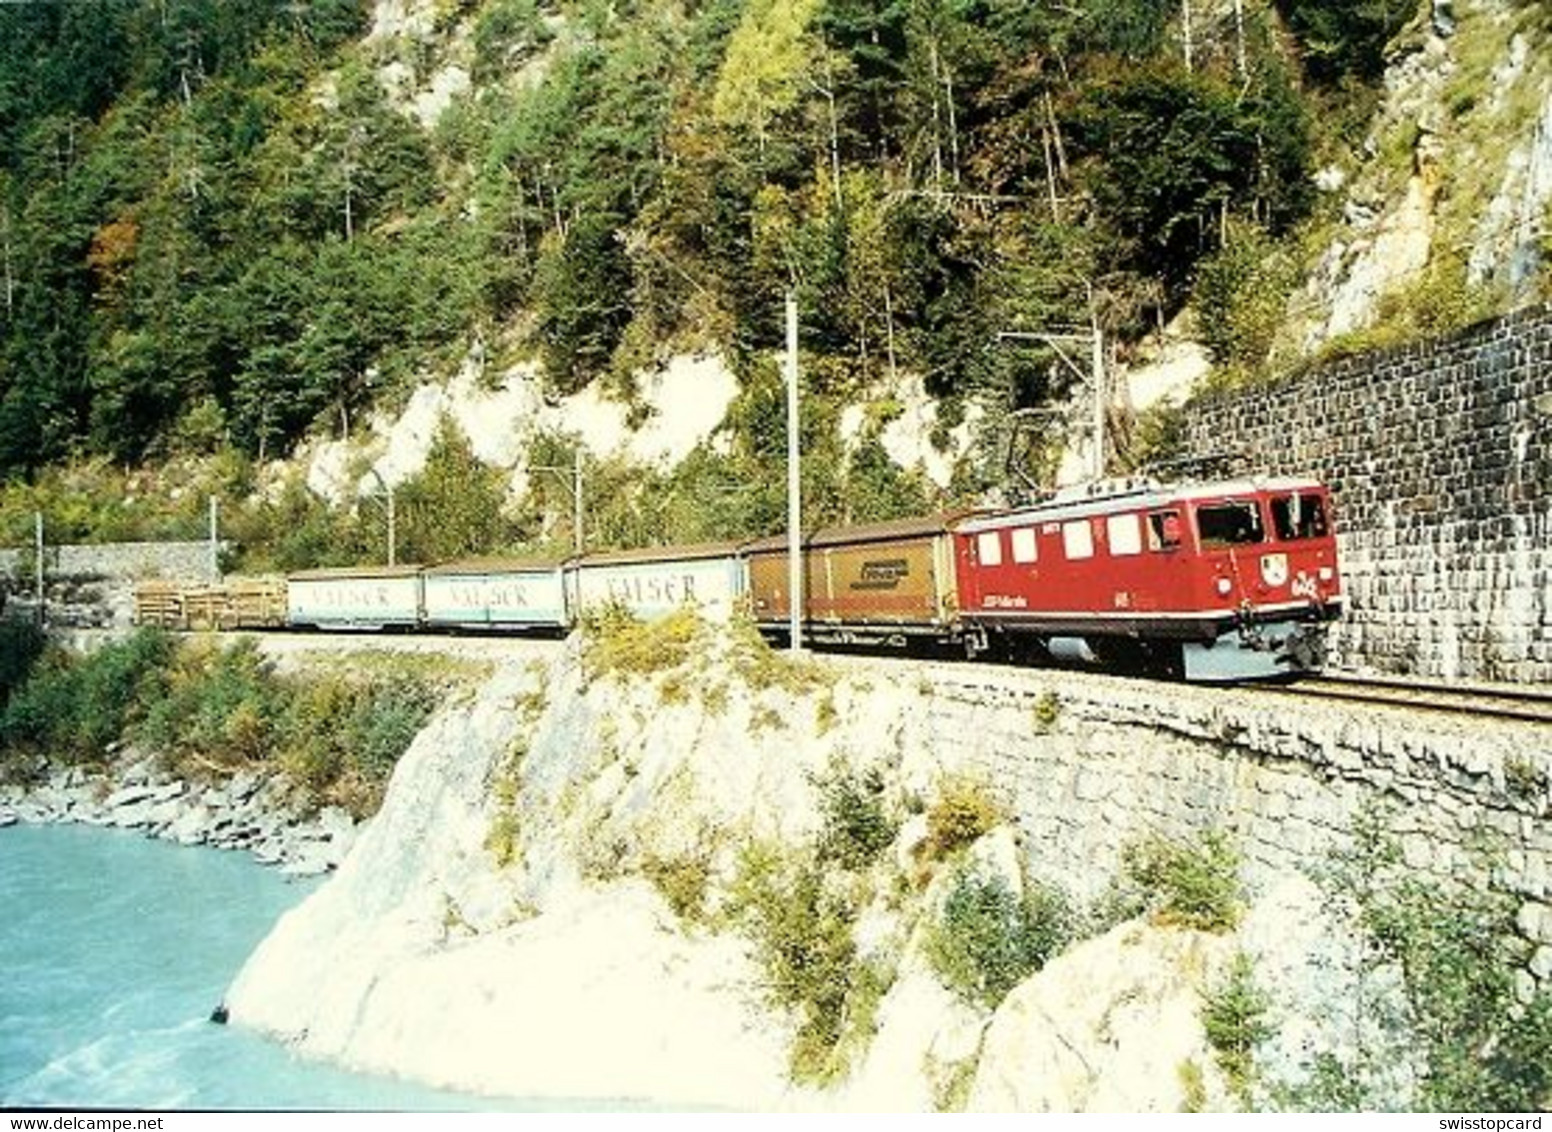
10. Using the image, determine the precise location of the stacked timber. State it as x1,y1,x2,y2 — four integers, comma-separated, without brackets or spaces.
131,576,287,630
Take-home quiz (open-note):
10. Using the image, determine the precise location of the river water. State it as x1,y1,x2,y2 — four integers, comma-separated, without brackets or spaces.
0,824,551,1111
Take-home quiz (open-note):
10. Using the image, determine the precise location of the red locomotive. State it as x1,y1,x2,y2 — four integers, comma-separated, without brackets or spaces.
742,475,1342,681
952,476,1342,680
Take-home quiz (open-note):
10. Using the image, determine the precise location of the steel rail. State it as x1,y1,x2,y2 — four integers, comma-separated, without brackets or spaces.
1254,673,1552,726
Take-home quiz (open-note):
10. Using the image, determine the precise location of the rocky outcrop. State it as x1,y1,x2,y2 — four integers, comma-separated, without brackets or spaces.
215,627,1545,1111
0,757,358,877
224,644,817,1108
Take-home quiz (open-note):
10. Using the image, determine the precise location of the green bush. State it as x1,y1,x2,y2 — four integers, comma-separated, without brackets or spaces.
274,669,442,817
926,869,1074,1011
1367,878,1552,1111
816,763,897,871
921,776,1003,863
1202,951,1274,1108
138,638,283,772
0,632,450,818
0,628,174,764
1287,810,1552,1112
1193,220,1301,369
1107,830,1244,932
643,851,713,922
0,618,46,704
581,603,704,681
728,844,865,1083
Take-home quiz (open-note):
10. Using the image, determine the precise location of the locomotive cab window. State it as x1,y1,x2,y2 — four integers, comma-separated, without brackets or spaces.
976,530,1003,566
1196,502,1264,548
1148,510,1183,551
1010,527,1038,564
1271,493,1329,541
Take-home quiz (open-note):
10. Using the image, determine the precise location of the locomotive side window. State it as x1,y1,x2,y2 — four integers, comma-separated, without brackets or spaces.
1148,510,1183,551
1106,514,1142,556
977,530,1003,566
1271,493,1329,540
1010,527,1038,564
1196,502,1265,547
1062,520,1094,560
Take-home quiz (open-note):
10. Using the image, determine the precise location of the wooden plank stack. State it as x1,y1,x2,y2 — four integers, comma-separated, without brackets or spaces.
131,577,287,630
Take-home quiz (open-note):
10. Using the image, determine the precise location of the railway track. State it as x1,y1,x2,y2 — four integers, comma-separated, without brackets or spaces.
1258,672,1552,726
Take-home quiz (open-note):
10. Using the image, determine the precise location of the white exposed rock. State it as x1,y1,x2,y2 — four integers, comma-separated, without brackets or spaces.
409,65,470,129
1120,315,1214,414
837,369,983,491
367,0,437,45
304,352,742,506
1468,84,1552,292
968,921,1234,1112
1314,165,1348,193
1318,171,1439,344
841,828,1024,1111
843,965,985,1112
225,649,822,1107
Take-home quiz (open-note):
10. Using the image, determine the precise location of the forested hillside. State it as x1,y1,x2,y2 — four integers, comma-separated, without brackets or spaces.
0,1,1424,466
9,0,1547,562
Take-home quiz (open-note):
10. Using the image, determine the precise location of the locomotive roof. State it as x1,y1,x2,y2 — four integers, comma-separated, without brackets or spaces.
574,540,745,567
954,476,1327,532
743,510,983,554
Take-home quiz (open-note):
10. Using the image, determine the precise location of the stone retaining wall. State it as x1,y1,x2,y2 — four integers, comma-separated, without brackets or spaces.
0,540,219,583
1179,303,1552,682
902,661,1552,995
0,541,221,627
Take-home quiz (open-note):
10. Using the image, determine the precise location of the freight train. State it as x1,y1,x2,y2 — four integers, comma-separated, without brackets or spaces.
134,475,1343,682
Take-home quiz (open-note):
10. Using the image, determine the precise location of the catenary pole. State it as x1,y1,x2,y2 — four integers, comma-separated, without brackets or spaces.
33,510,43,626
785,292,803,655
208,495,220,581
573,447,584,557
1090,307,1106,480
386,482,396,567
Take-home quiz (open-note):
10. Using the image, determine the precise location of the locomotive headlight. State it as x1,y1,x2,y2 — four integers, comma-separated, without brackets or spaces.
1215,577,1233,596
1318,566,1334,582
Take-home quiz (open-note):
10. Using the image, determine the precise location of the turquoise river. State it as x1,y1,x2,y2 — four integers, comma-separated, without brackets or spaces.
0,823,594,1111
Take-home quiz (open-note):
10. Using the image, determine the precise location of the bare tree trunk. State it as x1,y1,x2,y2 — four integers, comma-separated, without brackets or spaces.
341,124,363,240
816,61,843,211
944,65,960,184
928,38,944,194
883,281,898,383
1,205,13,320
1181,0,1194,72
514,180,529,268
541,166,564,238
1234,0,1248,85
1044,92,1069,181
1042,126,1061,223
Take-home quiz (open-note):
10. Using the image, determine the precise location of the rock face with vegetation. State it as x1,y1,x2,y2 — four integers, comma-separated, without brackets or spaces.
222,616,1552,1111
0,625,474,870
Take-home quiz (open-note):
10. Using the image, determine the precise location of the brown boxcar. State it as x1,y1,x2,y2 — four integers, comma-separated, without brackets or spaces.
744,514,971,640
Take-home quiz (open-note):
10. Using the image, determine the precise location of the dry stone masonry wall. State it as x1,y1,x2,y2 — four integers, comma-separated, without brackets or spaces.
903,662,1552,994
1180,303,1552,682
0,540,219,627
